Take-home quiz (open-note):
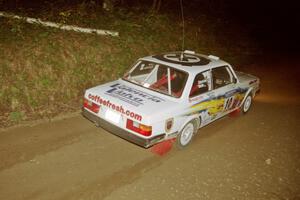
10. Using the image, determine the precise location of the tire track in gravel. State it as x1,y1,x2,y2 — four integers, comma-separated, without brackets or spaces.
0,116,94,171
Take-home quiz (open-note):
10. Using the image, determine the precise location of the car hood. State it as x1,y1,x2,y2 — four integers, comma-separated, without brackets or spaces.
85,79,179,124
235,71,259,83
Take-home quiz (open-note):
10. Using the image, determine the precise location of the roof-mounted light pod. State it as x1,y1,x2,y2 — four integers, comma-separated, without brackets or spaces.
208,55,220,60
184,50,195,54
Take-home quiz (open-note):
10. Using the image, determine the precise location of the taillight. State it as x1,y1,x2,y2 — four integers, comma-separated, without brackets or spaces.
83,98,100,113
126,119,152,136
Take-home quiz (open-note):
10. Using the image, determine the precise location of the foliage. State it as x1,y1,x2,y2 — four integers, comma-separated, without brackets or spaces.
9,111,24,122
0,5,259,127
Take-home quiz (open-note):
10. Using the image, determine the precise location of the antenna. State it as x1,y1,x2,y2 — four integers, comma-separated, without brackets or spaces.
179,0,185,61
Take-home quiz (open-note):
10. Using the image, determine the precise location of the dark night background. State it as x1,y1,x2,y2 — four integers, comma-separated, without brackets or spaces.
229,1,300,54
1,0,299,55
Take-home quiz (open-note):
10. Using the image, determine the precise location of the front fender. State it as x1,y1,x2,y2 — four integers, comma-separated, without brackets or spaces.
240,88,253,106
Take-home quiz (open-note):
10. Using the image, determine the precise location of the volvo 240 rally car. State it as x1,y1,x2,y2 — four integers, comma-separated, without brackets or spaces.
82,50,260,148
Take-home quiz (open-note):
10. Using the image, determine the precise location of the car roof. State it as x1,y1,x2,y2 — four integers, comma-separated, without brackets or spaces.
141,51,230,75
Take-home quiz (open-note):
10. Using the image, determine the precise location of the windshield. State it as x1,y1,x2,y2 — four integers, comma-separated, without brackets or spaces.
123,60,188,98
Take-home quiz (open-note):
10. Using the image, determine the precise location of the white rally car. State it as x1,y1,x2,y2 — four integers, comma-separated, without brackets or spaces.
82,50,260,148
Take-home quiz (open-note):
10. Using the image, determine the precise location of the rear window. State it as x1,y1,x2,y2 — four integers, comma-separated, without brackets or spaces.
123,60,188,98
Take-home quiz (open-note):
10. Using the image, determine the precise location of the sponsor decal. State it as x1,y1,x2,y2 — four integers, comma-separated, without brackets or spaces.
165,118,174,133
88,93,142,121
249,79,258,85
105,83,165,107
153,53,210,66
186,87,248,118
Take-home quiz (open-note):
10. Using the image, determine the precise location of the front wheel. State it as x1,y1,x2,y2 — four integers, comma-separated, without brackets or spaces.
242,95,252,114
176,122,195,149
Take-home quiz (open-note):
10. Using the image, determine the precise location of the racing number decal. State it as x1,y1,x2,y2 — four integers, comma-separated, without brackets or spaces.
224,96,235,111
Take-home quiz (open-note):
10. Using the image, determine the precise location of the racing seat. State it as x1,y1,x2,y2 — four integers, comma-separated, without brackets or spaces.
151,73,176,88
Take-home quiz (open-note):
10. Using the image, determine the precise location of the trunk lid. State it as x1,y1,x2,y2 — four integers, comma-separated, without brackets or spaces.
85,79,178,124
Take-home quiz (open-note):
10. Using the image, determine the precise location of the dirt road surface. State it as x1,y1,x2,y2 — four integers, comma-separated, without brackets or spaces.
0,58,299,200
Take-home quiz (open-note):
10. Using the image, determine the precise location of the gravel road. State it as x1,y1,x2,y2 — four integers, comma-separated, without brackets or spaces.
0,58,299,200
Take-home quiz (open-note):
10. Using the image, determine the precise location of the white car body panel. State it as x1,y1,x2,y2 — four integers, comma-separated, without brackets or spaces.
82,51,260,148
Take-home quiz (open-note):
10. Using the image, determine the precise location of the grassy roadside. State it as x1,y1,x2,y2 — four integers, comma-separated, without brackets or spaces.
0,6,260,128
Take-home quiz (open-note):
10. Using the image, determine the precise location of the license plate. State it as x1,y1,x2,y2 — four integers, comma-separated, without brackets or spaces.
105,109,121,124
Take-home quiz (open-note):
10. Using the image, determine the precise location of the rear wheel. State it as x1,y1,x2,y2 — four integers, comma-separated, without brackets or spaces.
176,121,195,149
242,95,252,114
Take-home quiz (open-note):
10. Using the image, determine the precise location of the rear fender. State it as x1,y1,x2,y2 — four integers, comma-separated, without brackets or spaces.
178,115,200,134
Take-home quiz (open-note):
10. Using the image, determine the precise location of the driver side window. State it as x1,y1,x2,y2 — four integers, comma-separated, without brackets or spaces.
212,66,233,89
189,72,209,98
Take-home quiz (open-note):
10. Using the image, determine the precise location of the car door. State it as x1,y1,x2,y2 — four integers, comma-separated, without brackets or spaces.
211,65,239,118
188,70,214,124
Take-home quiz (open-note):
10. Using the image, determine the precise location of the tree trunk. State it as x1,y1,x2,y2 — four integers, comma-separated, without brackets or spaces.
151,0,162,13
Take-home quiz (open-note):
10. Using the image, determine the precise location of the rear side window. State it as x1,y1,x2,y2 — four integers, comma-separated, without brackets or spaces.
212,66,233,89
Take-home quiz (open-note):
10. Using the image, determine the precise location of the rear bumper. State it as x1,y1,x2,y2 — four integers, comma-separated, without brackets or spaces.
82,108,165,148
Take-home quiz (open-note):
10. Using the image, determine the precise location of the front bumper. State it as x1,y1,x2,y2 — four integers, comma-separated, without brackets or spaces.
82,109,165,148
